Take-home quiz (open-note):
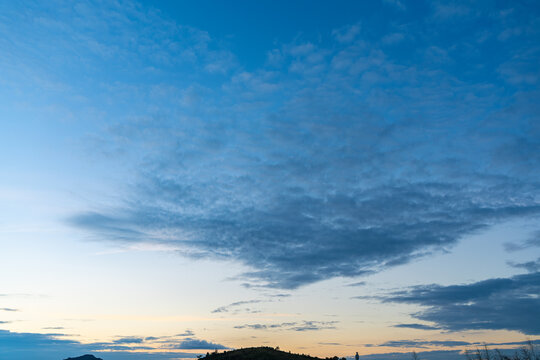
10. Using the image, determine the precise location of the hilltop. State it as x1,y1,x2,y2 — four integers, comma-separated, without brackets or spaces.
201,347,345,360
64,355,103,360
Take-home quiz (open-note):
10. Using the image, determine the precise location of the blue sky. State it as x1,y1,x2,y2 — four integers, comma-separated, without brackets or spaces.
0,1,539,359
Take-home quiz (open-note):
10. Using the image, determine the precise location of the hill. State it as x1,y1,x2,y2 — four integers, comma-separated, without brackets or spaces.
201,347,344,360
64,355,103,360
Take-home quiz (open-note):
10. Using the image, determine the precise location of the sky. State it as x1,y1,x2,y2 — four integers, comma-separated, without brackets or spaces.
0,0,540,359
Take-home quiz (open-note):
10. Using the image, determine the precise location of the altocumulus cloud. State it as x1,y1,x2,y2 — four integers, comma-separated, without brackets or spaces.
62,1,540,289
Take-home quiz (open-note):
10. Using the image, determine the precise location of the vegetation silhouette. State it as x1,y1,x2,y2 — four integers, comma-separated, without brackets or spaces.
62,342,539,360
464,342,539,360
200,346,346,360
64,355,103,360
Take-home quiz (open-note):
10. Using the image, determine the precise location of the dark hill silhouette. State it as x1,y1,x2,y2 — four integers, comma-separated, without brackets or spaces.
64,355,103,360
201,347,345,360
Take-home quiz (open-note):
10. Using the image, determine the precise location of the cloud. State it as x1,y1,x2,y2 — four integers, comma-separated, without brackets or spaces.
113,337,145,344
234,320,337,332
0,329,217,360
381,32,405,44
212,300,262,313
173,338,228,350
70,180,540,289
508,258,540,273
486,340,540,347
0,308,18,312
138,332,228,351
498,48,540,85
332,23,361,43
381,272,540,335
65,1,540,290
381,0,406,11
176,329,195,337
505,231,540,252
293,321,338,332
376,340,471,348
392,323,440,330
270,293,291,298
431,2,472,19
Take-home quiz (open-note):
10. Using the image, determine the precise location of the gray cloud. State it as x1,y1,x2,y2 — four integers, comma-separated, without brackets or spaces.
508,258,540,273
382,272,540,335
505,231,540,252
392,323,440,330
172,338,228,350
71,183,540,289
486,340,540,347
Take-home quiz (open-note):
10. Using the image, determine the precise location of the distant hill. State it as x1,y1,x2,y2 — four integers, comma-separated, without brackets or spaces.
64,355,103,360
201,347,344,360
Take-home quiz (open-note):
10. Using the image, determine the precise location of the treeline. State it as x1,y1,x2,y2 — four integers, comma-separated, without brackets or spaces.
464,342,539,360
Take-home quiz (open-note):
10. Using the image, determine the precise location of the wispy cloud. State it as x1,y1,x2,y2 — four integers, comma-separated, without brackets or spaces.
508,257,540,273
332,23,361,43
392,323,440,331
374,340,471,348
212,300,262,313
176,329,195,337
505,230,540,252
234,320,338,332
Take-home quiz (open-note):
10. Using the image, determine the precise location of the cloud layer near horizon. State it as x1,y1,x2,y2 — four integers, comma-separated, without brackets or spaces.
381,271,540,335
0,329,227,360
